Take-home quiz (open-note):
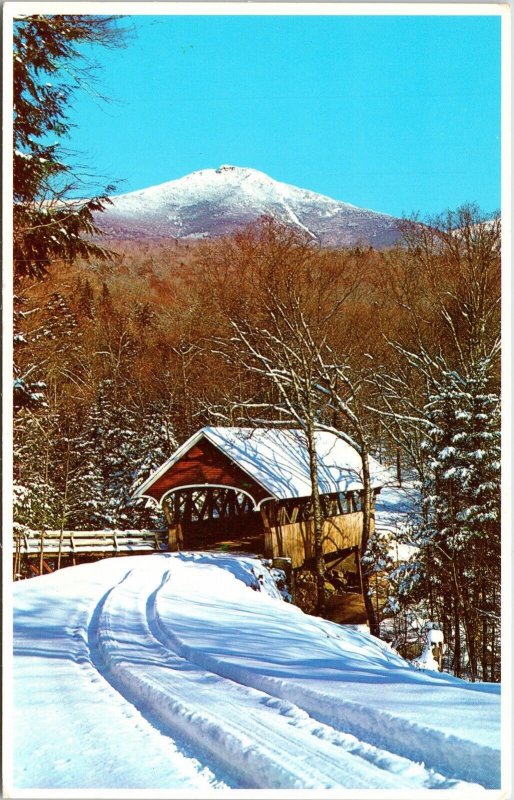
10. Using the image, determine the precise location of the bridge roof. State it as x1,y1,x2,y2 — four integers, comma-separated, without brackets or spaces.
134,427,389,508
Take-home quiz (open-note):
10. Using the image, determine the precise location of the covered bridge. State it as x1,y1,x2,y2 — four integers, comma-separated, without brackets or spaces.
134,427,387,570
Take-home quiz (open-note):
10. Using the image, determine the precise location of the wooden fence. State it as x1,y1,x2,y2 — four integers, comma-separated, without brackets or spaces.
13,529,168,578
13,529,168,555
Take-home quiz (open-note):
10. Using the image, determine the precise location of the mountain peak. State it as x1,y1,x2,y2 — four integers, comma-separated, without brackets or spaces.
214,164,271,178
97,167,402,248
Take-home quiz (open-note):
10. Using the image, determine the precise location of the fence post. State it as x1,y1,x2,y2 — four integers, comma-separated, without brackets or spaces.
39,529,45,576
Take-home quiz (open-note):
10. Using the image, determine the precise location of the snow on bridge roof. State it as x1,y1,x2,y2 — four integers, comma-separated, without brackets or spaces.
135,426,389,504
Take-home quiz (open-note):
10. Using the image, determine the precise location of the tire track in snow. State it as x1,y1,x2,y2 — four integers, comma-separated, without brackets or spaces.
87,569,233,789
94,560,435,790
14,563,225,791
149,575,464,790
153,564,498,789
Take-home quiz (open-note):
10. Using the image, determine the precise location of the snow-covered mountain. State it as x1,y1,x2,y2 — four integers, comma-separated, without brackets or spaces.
96,165,404,248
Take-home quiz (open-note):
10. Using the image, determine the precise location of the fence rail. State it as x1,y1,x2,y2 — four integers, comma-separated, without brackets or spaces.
13,529,168,555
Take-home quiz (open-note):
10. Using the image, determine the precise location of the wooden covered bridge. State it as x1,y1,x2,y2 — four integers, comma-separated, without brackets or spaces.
14,426,387,622
134,427,386,609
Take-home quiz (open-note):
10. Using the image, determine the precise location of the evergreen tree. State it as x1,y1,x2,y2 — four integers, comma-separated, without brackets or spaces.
12,14,125,417
420,350,500,680
75,278,96,320
13,14,125,280
13,410,61,530
129,403,175,529
13,294,47,412
75,382,170,530
383,347,501,680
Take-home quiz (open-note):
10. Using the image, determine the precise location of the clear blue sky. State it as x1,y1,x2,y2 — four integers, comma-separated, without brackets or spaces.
68,13,501,218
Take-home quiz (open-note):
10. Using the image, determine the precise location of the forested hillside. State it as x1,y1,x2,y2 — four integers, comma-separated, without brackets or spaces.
13,208,501,681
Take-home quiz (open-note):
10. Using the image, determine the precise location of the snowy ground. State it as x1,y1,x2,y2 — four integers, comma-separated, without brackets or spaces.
374,477,420,561
11,550,501,794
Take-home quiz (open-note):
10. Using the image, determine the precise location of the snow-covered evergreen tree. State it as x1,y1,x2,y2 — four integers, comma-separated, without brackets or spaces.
69,383,171,530
379,345,500,680
13,410,61,530
13,14,124,280
419,350,500,679
129,403,176,528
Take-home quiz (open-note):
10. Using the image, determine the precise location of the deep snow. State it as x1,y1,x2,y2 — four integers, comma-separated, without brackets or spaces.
10,551,500,793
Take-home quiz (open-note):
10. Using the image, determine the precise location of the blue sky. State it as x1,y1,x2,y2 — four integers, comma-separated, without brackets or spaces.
68,13,501,218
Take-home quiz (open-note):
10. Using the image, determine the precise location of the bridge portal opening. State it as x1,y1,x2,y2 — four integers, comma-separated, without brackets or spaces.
162,485,265,553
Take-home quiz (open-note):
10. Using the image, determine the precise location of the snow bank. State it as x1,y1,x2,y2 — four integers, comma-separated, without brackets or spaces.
154,554,501,788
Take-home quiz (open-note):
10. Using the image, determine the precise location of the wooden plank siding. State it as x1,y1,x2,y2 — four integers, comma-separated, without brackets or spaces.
264,511,367,568
163,487,375,566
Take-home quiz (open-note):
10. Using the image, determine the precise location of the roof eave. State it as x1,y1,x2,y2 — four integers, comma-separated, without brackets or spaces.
132,428,206,500
133,425,387,503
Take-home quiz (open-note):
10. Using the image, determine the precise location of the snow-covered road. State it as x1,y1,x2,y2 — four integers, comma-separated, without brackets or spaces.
12,553,501,792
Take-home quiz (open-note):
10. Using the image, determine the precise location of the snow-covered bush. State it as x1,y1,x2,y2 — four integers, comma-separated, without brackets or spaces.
412,628,444,672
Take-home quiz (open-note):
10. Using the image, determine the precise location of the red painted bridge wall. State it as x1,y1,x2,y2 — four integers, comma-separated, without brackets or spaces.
146,436,270,504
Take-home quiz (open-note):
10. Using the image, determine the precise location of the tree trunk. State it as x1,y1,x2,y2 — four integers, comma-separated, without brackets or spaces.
305,420,325,614
491,584,498,681
357,434,380,637
39,529,45,576
58,441,71,570
462,604,478,682
14,532,21,579
481,611,488,682
454,557,478,682
453,601,461,678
